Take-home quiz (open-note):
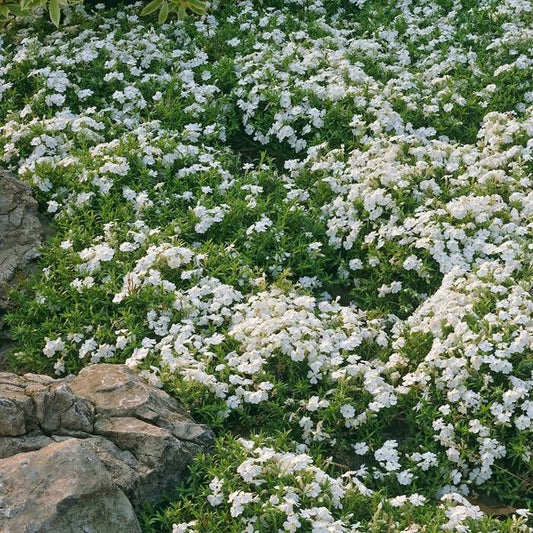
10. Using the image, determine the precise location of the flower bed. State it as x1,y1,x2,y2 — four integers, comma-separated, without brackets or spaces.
1,0,532,531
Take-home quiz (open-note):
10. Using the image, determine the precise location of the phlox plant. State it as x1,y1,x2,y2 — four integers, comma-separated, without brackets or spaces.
0,0,532,531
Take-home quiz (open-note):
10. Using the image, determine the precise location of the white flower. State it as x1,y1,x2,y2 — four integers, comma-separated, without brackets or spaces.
246,215,273,235
340,404,355,419
43,337,65,358
79,243,115,273
389,495,408,507
375,440,401,472
47,200,59,213
100,158,130,176
207,476,224,506
353,442,369,455
45,93,66,106
228,490,256,517
172,521,197,533
397,470,413,485
77,88,93,99
402,255,423,272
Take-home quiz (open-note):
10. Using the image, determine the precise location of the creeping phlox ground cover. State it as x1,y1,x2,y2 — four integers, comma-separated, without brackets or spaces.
0,0,532,531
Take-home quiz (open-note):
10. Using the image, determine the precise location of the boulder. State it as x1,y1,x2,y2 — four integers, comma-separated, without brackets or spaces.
0,364,214,532
70,364,213,448
0,439,141,533
0,172,42,309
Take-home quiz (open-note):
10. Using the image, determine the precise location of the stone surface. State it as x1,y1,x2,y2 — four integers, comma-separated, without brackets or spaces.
70,364,213,448
0,364,214,532
0,172,42,309
0,439,141,533
0,172,44,373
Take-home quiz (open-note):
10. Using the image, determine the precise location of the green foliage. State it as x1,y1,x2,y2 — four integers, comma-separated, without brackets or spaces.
0,0,84,26
1,0,532,531
140,0,206,24
0,0,205,27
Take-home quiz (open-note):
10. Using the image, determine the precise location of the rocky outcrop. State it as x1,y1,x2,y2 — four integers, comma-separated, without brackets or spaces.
0,172,44,372
0,439,142,533
0,172,42,310
0,364,214,532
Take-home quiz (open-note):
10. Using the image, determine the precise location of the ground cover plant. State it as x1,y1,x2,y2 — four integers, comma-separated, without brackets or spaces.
0,0,532,530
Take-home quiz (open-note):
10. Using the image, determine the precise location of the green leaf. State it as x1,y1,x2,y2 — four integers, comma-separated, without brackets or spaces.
158,0,169,23
49,0,60,26
177,2,186,18
7,3,28,16
140,0,162,16
187,0,206,15
21,0,43,10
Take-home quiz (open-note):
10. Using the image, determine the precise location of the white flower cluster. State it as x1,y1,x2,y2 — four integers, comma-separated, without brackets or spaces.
231,0,532,152
284,109,532,286
190,437,529,533
207,438,360,531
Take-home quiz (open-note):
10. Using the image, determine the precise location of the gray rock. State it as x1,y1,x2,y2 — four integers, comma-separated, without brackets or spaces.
0,434,55,459
0,438,141,533
27,380,95,434
0,364,214,531
70,364,214,504
70,364,213,447
0,386,35,436
0,172,42,309
85,436,140,500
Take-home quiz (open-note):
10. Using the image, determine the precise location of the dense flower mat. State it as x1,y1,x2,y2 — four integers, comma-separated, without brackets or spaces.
0,0,532,531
